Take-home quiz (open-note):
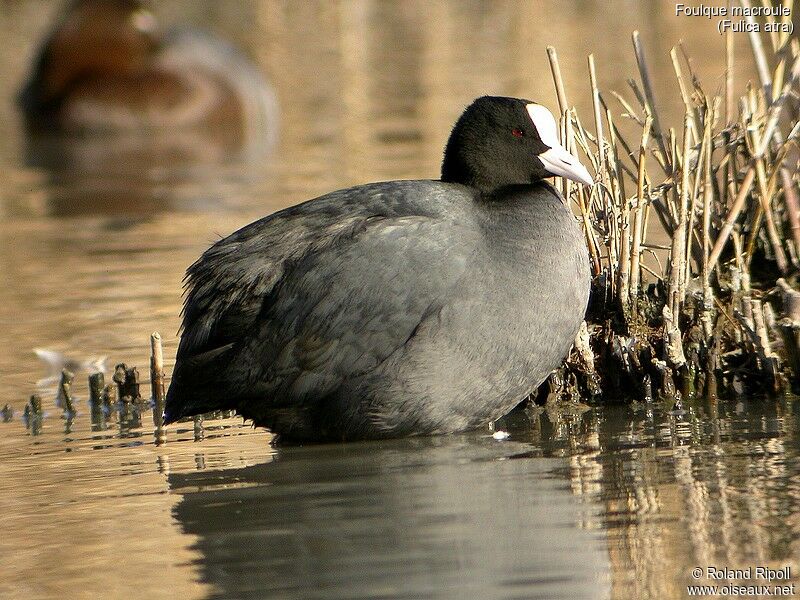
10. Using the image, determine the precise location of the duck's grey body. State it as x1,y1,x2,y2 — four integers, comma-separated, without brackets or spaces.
166,179,589,441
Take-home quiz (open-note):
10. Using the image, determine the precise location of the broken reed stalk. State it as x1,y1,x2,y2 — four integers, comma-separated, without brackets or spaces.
546,46,569,118
102,383,117,410
114,363,141,403
55,368,74,407
629,115,652,303
150,332,166,444
54,368,75,414
88,371,105,427
547,45,570,199
725,0,734,124
60,369,75,416
550,18,800,403
29,394,42,415
150,333,166,403
701,105,714,338
708,165,756,271
26,394,43,435
742,0,773,99
663,112,693,370
632,30,672,175
88,372,104,407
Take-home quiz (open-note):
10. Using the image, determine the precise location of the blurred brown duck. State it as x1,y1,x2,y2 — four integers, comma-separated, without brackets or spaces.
19,0,277,154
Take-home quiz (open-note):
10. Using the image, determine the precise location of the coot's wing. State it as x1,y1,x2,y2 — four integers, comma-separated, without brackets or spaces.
167,182,478,421
176,181,460,359
176,206,370,360
227,215,478,397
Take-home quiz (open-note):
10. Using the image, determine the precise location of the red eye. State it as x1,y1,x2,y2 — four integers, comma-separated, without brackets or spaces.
511,128,524,138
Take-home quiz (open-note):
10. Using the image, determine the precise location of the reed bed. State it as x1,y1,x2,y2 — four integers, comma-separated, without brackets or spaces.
545,12,800,406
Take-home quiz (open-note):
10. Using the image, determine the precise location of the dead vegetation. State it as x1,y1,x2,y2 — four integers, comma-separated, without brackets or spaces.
544,9,800,407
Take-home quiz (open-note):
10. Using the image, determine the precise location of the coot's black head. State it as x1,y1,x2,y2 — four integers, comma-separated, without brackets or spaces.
441,96,593,194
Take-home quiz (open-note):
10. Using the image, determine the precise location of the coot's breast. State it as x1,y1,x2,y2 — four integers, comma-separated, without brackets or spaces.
357,184,591,435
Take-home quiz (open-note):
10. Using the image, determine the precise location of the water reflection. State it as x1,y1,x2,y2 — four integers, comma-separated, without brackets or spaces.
0,414,271,600
559,400,800,600
161,398,800,600
170,434,610,600
1,378,799,599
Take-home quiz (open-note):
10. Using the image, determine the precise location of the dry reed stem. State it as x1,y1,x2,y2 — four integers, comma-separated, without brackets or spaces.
670,48,699,144
760,0,781,52
755,156,789,273
709,165,755,271
550,15,800,397
685,110,709,277
678,112,692,300
725,0,735,124
547,45,569,198
629,116,652,302
611,90,645,127
605,108,628,200
546,46,569,117
742,0,773,99
588,54,606,166
618,194,631,312
633,31,672,175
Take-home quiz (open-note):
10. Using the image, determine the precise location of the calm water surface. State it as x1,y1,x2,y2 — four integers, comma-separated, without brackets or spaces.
2,399,799,599
0,1,795,599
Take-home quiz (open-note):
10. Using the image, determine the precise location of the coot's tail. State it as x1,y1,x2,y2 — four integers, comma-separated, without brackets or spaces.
163,345,235,424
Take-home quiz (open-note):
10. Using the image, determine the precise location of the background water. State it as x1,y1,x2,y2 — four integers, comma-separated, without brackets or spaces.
0,1,797,599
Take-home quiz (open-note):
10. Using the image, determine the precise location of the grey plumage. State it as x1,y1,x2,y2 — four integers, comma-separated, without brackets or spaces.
165,96,592,442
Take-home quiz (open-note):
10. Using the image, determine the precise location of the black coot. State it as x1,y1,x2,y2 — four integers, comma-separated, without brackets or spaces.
165,96,593,442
